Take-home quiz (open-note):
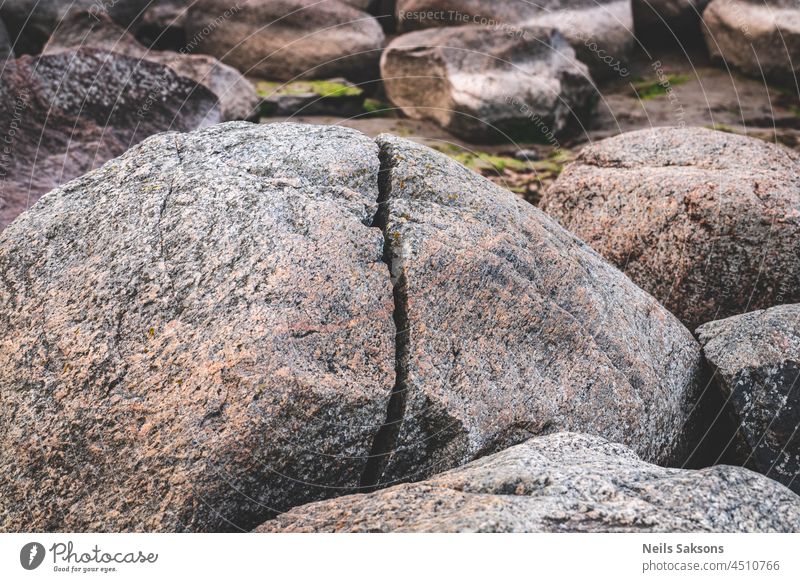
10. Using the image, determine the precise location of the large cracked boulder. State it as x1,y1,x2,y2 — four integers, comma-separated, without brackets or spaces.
703,0,800,83
43,11,259,122
380,26,596,143
0,122,702,532
185,0,385,82
542,127,800,331
0,0,150,55
395,0,635,80
698,305,800,494
258,432,800,532
0,49,219,232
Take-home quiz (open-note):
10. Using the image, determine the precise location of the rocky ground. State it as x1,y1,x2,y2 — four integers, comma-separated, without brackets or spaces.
1,0,799,533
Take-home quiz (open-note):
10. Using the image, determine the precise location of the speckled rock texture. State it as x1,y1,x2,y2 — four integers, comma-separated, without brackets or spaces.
395,0,635,79
633,0,710,46
541,127,800,331
185,0,385,82
258,432,800,532
697,305,800,494
0,123,395,532
380,26,596,143
0,0,150,55
43,11,259,122
0,48,219,232
703,0,800,83
366,134,703,489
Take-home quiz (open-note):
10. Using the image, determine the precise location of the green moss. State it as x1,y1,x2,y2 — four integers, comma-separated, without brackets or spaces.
361,98,396,118
256,79,363,98
631,74,690,100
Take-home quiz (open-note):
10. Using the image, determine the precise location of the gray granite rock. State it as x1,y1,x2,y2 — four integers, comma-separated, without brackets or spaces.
364,134,703,489
542,127,800,331
0,123,708,532
0,123,395,532
185,0,385,82
395,0,635,80
44,11,259,122
258,432,800,532
703,0,800,83
0,0,150,54
0,48,219,232
697,305,800,494
380,25,596,143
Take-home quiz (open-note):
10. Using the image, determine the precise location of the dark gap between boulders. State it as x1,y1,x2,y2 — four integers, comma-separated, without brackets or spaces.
359,143,411,490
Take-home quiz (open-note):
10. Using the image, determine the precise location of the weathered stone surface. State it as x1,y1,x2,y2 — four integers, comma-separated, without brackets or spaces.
703,0,800,83
44,11,258,122
185,0,385,82
395,0,635,79
697,305,800,494
0,0,150,54
258,432,800,532
0,123,395,532
380,26,596,143
362,134,702,489
0,48,219,232
633,0,711,45
542,127,800,331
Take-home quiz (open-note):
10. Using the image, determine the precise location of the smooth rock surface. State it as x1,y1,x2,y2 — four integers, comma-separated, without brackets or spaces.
395,0,635,79
542,127,800,330
44,11,258,122
698,305,800,494
703,0,800,83
0,0,150,54
258,433,800,532
185,0,385,82
0,48,219,232
365,134,702,488
0,123,395,532
380,26,596,143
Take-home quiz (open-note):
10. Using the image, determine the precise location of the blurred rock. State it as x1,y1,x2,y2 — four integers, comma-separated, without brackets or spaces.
395,0,635,80
0,17,12,59
0,0,150,55
0,48,219,231
44,11,258,121
256,79,365,117
185,0,385,82
258,432,800,532
136,0,188,51
703,0,800,83
698,304,800,494
542,127,800,330
380,26,596,143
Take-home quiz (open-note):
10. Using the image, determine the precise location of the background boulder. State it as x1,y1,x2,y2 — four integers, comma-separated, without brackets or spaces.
259,432,800,532
44,11,259,121
0,48,219,232
703,0,800,83
380,26,596,143
185,0,385,82
542,127,800,330
0,0,150,54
